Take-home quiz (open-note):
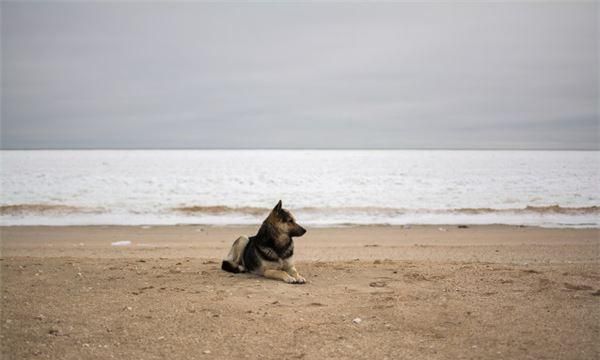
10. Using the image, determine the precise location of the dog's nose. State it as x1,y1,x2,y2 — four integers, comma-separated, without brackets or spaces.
299,226,307,236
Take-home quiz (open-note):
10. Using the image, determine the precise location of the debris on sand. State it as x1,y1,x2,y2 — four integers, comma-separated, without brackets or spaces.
591,290,600,296
438,227,447,232
48,327,61,336
458,225,469,229
352,318,362,324
369,281,387,288
111,241,131,247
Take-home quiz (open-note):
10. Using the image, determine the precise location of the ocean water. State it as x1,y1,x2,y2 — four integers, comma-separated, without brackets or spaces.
0,150,598,227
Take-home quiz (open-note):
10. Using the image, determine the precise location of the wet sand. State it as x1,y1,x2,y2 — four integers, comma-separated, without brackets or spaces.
1,225,599,359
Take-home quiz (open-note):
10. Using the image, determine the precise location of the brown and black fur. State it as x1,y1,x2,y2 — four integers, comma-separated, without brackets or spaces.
221,200,307,284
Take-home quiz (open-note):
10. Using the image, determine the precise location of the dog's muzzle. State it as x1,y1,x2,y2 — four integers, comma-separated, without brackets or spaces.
296,226,306,236
294,226,307,237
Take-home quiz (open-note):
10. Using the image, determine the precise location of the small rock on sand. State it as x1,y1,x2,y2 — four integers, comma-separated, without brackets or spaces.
352,318,362,324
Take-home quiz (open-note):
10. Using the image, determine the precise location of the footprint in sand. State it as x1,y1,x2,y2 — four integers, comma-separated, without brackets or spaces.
308,302,326,307
564,283,593,291
522,269,541,274
404,272,428,281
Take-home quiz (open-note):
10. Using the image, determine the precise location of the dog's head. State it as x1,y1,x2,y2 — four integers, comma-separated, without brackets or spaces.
264,200,306,240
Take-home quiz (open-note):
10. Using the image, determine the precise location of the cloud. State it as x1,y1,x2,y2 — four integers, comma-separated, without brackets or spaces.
1,2,598,149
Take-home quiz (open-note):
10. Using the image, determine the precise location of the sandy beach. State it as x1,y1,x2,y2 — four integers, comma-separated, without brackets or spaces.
1,225,599,359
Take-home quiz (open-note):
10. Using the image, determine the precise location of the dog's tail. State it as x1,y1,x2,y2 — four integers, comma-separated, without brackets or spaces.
221,235,249,274
221,260,241,273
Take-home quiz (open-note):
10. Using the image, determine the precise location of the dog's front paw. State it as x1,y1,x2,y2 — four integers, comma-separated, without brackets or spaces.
294,275,306,284
283,274,297,284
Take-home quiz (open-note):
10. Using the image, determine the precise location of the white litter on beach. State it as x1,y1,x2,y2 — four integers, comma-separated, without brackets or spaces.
352,318,362,324
111,241,131,246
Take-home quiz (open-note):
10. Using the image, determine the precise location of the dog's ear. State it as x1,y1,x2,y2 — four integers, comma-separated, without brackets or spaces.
273,200,282,213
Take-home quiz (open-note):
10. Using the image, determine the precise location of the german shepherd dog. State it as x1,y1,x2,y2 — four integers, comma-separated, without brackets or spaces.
221,200,307,284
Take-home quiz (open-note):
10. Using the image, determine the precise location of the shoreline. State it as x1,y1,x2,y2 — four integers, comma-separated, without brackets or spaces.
1,222,599,228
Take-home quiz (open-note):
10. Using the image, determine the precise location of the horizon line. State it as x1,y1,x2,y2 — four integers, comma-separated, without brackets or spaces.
0,147,598,151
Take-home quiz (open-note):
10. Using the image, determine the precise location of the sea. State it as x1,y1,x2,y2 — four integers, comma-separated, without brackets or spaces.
0,150,598,228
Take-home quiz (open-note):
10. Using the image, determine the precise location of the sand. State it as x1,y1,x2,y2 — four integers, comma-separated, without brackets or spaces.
1,225,599,359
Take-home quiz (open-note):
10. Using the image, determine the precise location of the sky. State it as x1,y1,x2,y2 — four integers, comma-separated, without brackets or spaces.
1,2,598,150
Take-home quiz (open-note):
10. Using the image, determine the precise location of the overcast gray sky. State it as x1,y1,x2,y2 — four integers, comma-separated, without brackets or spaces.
1,2,598,149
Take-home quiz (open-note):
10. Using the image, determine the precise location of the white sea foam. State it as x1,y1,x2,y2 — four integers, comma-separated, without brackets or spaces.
1,150,598,227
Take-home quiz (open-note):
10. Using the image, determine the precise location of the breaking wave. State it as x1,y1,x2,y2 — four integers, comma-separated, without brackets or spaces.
0,202,598,227
450,205,600,215
0,204,104,215
172,204,600,216
2,203,598,218
172,205,267,216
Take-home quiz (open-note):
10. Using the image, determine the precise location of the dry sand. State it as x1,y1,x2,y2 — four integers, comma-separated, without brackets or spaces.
1,225,599,359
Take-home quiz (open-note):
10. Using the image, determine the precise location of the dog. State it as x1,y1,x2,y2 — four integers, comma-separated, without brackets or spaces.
221,200,307,284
